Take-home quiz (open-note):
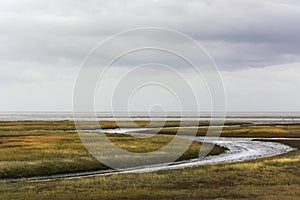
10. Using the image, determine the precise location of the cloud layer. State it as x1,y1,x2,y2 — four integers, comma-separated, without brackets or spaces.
0,0,299,111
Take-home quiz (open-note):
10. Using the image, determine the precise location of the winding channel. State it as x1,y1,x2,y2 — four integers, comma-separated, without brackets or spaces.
1,126,299,183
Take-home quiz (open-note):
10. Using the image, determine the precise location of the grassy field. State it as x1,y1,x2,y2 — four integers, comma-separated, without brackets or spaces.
149,124,300,138
0,139,299,199
0,120,251,131
0,121,225,179
3,120,299,138
0,121,299,199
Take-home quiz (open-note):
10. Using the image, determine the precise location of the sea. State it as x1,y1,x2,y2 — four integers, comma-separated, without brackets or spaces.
0,111,300,123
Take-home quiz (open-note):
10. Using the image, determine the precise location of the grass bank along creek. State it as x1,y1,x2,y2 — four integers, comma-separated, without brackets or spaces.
0,121,226,180
0,121,299,181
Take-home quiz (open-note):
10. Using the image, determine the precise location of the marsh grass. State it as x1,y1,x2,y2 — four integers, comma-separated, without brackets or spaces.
0,121,225,179
150,124,300,138
0,121,299,199
0,140,299,200
0,120,247,132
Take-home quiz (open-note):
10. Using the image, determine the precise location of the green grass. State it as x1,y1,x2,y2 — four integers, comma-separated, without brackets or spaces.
220,124,300,137
0,121,300,199
0,120,248,132
0,139,299,199
148,124,300,138
0,121,225,179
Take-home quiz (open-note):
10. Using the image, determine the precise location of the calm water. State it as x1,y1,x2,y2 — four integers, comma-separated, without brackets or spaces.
0,112,300,123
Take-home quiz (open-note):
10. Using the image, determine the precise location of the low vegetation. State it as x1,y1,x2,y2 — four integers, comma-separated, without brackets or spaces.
150,124,300,138
0,121,225,179
0,121,299,199
0,139,299,199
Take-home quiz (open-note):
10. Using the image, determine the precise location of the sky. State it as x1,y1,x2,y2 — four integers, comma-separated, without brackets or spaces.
0,0,300,112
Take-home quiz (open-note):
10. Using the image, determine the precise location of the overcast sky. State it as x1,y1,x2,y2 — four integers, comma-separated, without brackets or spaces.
0,0,300,112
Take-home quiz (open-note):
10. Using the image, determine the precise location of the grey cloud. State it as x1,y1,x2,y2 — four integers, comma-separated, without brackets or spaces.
0,0,300,111
1,0,300,71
